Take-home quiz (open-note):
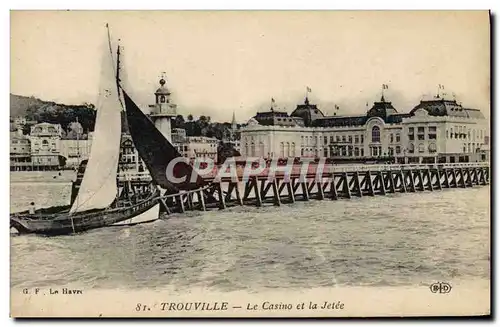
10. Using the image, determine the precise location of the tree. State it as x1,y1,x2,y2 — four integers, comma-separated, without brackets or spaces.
172,114,185,129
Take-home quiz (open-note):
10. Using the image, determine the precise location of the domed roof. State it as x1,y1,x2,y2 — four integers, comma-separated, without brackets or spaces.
155,78,170,95
367,95,398,118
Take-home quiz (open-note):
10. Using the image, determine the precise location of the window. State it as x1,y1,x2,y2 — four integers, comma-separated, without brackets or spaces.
160,95,166,103
408,143,415,154
396,146,401,154
360,135,364,143
418,143,425,153
330,136,334,143
348,135,352,143
429,143,437,153
371,126,381,143
396,133,400,143
388,147,394,156
324,136,328,145
336,136,341,142
342,136,346,142
428,127,437,140
390,134,394,143
42,140,49,145
323,148,328,157
360,148,364,156
354,135,359,143
291,143,296,157
301,148,304,156
354,147,359,157
408,127,414,134
417,127,425,140
348,146,353,157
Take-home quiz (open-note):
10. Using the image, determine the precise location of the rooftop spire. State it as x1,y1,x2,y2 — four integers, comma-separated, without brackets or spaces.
231,110,237,128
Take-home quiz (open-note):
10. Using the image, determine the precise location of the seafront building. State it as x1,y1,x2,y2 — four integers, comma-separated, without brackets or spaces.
10,122,93,171
29,122,63,170
240,94,489,164
10,129,31,171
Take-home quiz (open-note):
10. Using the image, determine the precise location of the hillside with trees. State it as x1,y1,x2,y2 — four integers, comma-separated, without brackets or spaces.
11,94,240,140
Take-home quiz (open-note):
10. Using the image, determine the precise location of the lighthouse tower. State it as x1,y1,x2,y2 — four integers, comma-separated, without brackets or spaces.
148,76,177,143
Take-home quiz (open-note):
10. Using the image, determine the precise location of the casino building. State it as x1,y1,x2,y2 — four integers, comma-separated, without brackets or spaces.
240,94,489,164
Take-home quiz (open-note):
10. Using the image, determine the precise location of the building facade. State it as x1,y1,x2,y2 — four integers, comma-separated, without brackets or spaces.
10,129,31,171
177,136,219,160
119,134,146,173
240,96,489,164
60,139,93,168
30,122,63,170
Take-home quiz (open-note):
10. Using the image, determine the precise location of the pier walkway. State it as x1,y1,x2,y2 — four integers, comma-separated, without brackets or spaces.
152,162,490,215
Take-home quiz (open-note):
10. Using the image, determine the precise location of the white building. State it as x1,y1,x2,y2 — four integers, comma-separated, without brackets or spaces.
177,136,219,160
60,139,92,168
30,122,63,170
119,134,146,173
10,129,31,171
240,95,489,164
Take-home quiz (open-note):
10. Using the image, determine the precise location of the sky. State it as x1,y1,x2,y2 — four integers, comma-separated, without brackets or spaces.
10,10,490,123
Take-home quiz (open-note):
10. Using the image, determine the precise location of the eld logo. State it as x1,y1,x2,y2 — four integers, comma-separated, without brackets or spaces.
430,282,452,294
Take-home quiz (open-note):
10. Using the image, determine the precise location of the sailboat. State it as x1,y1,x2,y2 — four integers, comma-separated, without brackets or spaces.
10,25,161,236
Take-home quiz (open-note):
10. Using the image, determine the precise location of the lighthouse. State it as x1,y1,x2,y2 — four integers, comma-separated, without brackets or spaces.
148,76,177,143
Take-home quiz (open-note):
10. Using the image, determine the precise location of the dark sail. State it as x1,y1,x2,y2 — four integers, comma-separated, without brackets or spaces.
121,90,206,192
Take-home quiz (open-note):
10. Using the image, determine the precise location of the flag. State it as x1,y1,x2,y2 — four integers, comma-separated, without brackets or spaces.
439,84,445,89
271,98,275,103
382,84,389,90
306,86,312,93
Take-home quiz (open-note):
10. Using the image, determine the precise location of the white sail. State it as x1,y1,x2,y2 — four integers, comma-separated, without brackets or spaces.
70,31,121,214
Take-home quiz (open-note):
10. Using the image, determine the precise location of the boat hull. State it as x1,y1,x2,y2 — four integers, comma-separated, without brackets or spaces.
110,202,160,226
10,196,159,236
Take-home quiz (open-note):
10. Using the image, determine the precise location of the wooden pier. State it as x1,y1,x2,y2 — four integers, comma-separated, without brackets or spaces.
154,162,490,215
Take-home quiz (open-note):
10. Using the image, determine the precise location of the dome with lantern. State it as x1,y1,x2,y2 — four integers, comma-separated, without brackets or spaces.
155,78,171,96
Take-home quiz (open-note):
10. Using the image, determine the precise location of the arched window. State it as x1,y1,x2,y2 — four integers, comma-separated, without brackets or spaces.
160,95,166,103
42,140,48,145
428,143,437,153
354,147,359,157
418,143,425,153
408,143,415,153
372,126,381,143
